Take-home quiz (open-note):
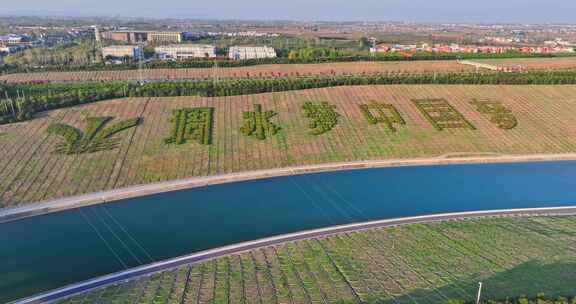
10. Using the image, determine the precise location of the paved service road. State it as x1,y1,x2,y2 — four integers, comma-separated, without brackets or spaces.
4,153,576,224
13,206,576,304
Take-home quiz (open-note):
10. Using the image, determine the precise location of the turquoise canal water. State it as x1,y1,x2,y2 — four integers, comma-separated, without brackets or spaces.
2,161,576,302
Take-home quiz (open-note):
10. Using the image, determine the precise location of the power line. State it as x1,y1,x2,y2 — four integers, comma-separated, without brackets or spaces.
79,209,128,269
298,174,356,222
287,175,337,225
90,207,143,265
314,177,369,220
100,205,155,263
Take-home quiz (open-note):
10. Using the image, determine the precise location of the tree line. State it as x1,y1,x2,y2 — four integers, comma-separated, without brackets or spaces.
2,70,576,125
2,48,574,75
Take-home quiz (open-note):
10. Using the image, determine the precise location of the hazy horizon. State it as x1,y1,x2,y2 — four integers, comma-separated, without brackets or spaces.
2,0,576,23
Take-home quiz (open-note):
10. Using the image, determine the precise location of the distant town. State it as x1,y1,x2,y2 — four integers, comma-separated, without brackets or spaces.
1,18,576,70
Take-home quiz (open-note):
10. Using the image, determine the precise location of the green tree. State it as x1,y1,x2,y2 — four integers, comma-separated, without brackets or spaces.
302,101,340,135
240,104,280,140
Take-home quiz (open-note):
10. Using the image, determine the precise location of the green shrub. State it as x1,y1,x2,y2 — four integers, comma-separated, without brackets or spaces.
164,108,214,145
470,98,518,130
412,98,476,131
240,104,280,140
359,101,405,131
47,116,141,154
301,101,340,135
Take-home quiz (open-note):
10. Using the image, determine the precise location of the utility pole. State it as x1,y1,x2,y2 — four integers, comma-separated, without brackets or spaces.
212,60,219,85
476,282,483,304
137,43,145,85
9,98,16,118
94,26,103,63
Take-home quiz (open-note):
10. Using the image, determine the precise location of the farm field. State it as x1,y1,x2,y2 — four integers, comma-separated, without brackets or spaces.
56,216,576,304
0,60,474,83
475,57,576,71
3,85,576,208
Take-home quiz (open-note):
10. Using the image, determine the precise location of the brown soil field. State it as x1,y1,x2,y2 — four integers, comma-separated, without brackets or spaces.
0,61,474,84
475,57,576,71
2,85,576,208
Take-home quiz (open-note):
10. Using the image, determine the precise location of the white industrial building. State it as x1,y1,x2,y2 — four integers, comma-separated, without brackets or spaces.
0,34,27,45
101,45,141,59
228,46,276,60
0,45,23,54
155,44,216,60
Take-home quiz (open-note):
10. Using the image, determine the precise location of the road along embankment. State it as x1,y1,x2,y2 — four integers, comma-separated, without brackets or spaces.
14,206,576,304
3,153,576,224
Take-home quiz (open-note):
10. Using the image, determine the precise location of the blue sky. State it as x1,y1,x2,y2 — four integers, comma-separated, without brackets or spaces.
3,0,576,23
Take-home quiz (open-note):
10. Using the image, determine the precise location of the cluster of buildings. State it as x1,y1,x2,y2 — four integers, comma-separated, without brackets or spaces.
228,46,277,60
206,31,280,38
101,44,277,61
99,31,183,44
0,34,33,46
98,29,277,61
155,44,216,60
370,43,575,55
544,38,575,48
0,34,34,54
99,30,280,44
101,45,143,59
1,29,92,55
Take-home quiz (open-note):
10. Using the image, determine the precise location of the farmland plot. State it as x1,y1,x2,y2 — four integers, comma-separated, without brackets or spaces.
56,216,576,304
474,57,576,71
0,61,474,84
4,85,576,207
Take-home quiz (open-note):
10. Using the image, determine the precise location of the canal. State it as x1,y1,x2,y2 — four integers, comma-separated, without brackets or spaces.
1,161,576,302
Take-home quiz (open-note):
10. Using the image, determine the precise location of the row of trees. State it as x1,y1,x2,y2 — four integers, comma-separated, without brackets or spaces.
2,48,574,75
1,39,99,69
2,70,576,125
